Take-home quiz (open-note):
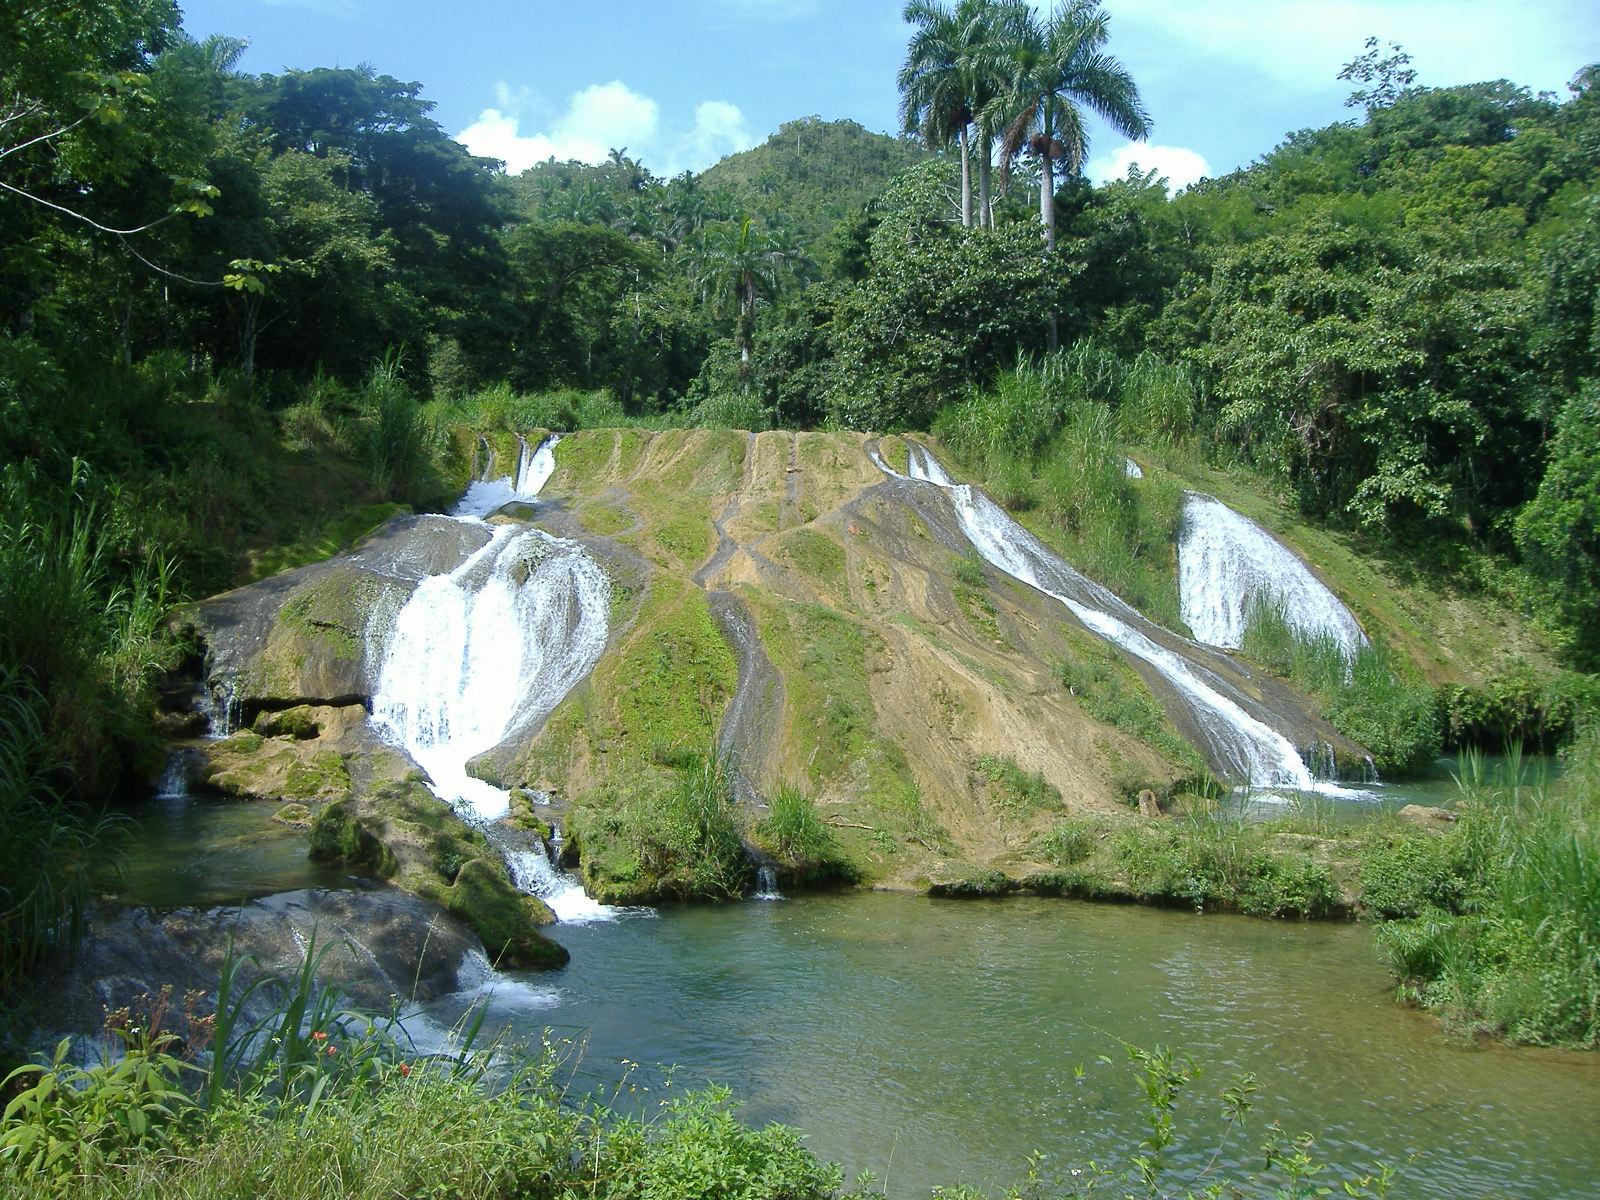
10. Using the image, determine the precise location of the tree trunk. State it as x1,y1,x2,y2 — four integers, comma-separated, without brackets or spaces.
978,134,992,229
241,295,259,381
1039,147,1056,251
959,125,972,228
1041,142,1058,352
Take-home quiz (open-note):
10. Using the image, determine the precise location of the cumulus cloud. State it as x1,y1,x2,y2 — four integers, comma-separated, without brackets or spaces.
457,81,660,172
1088,141,1211,191
458,82,753,176
676,100,755,172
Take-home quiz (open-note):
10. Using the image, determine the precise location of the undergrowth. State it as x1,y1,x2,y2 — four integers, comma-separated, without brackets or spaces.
1376,737,1600,1046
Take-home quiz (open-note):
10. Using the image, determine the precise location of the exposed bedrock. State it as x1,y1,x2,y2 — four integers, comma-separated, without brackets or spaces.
38,887,485,1047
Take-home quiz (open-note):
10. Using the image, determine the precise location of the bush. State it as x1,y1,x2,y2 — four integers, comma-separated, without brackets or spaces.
1030,816,1103,866
1375,735,1600,1046
753,783,857,886
1359,835,1464,918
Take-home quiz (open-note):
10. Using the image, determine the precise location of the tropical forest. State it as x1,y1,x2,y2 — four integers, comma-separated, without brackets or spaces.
1,0,1598,1196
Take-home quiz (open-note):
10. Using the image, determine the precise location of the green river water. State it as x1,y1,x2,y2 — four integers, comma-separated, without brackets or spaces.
100,762,1599,1199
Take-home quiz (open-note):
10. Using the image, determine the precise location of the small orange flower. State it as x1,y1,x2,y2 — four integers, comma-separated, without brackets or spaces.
311,1030,327,1042
399,1063,411,1077
326,1043,338,1056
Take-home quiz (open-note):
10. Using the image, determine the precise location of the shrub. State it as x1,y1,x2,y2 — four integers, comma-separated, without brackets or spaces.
1375,734,1600,1046
753,783,857,886
1359,835,1465,918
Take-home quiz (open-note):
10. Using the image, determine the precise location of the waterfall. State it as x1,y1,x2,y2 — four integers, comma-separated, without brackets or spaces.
1124,457,1144,479
514,434,561,496
371,527,609,821
876,445,1322,790
369,437,616,922
453,434,563,519
754,864,782,901
1178,494,1366,659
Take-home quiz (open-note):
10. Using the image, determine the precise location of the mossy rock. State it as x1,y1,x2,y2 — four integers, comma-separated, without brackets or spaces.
928,870,1018,898
253,705,323,740
507,789,554,840
271,802,314,828
308,801,397,877
446,858,568,969
284,749,352,800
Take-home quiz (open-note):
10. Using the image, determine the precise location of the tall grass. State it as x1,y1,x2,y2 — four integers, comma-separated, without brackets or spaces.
0,671,109,999
360,353,433,504
1377,733,1600,1046
752,782,856,884
934,351,1186,627
1239,595,1440,773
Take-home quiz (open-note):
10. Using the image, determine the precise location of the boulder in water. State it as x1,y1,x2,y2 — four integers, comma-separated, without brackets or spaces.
36,887,484,1048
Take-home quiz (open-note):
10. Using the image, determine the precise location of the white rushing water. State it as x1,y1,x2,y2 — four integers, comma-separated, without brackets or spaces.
370,435,619,921
875,444,1321,789
1178,493,1367,659
453,435,563,519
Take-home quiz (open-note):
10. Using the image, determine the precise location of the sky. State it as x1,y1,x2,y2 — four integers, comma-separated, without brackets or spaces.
179,0,1600,191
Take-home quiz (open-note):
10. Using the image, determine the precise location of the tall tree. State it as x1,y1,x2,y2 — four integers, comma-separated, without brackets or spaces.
994,0,1149,251
899,0,981,226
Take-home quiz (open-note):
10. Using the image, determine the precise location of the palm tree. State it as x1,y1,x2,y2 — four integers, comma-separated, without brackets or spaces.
993,0,1149,251
693,216,794,377
969,1,1031,228
898,0,979,226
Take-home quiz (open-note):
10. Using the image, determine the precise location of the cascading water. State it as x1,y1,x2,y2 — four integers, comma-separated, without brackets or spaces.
874,445,1324,791
754,864,783,901
369,434,617,921
1178,493,1367,659
453,434,564,519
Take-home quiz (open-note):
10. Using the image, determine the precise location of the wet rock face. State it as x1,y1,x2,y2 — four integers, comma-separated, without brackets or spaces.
38,887,484,1046
189,515,492,716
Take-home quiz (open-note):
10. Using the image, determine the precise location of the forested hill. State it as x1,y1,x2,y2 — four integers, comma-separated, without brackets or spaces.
698,117,927,258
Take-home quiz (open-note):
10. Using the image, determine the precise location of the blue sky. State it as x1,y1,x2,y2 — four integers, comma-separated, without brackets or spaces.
181,0,1599,189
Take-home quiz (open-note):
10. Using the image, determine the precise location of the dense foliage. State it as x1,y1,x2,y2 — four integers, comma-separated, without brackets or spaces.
1376,736,1600,1047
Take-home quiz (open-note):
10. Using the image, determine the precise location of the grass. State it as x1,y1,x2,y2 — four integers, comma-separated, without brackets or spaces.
972,755,1060,817
1376,736,1600,1046
1239,595,1441,774
776,529,848,594
572,751,750,903
752,783,858,885
605,580,737,759
1054,638,1203,772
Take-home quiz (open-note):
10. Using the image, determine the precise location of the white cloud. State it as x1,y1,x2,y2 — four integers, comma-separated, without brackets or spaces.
458,82,754,176
1088,142,1211,191
457,80,660,172
677,100,755,172
1103,0,1588,95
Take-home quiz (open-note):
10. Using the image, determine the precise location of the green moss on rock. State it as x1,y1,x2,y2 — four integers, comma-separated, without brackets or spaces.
308,802,397,877
446,858,567,969
271,802,313,828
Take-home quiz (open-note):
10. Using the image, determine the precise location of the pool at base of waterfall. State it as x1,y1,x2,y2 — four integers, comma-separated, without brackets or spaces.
413,892,1600,1200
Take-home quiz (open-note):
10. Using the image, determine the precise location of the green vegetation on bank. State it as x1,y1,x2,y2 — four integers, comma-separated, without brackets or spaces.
1378,736,1600,1046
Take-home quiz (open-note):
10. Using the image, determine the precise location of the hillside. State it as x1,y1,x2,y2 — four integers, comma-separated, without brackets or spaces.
699,116,927,259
